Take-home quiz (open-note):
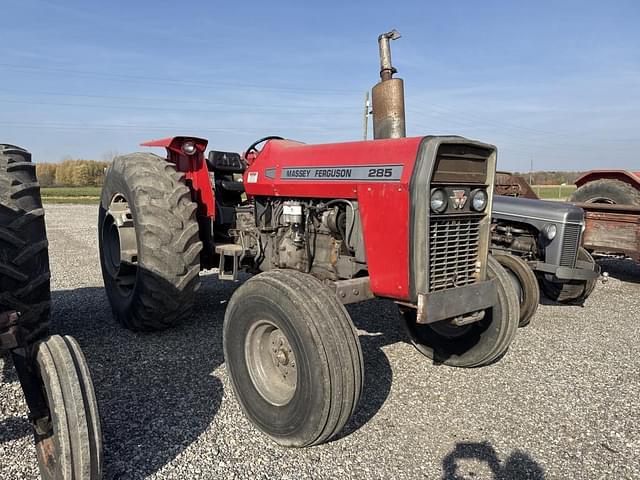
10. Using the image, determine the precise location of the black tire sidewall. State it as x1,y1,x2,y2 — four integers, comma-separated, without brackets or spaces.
98,166,140,320
404,255,518,367
224,280,330,445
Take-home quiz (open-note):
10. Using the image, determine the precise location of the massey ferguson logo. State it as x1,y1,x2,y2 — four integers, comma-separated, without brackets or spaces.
450,190,468,209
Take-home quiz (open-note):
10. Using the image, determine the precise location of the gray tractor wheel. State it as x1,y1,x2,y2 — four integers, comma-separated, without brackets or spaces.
223,270,364,447
33,335,103,480
98,153,202,331
494,252,540,327
402,255,520,368
538,247,598,304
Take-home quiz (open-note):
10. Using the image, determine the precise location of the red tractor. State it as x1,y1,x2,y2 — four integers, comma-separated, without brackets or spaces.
98,32,520,447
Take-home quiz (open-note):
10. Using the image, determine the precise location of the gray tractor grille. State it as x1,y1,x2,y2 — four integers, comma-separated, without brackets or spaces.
429,215,481,291
560,223,581,267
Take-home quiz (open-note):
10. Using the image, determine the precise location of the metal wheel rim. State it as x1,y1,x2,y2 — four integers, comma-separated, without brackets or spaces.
101,193,138,297
244,320,297,406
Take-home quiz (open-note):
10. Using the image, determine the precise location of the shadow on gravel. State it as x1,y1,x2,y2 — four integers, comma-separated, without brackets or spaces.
49,273,239,479
1,353,16,383
334,299,400,441
596,258,640,284
442,441,545,480
0,416,31,443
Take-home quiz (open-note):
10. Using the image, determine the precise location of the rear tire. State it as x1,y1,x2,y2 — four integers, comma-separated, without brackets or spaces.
402,255,520,368
223,270,364,447
538,247,598,304
494,252,540,327
33,335,103,480
0,144,51,343
570,179,640,206
98,153,202,331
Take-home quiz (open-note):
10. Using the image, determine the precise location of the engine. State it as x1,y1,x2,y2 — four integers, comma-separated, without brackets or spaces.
232,198,367,281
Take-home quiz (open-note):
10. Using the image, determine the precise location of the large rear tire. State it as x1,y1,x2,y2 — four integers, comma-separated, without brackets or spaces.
33,335,102,480
402,255,520,368
98,153,202,331
570,179,640,206
223,270,364,447
0,144,51,343
538,247,598,304
494,252,540,327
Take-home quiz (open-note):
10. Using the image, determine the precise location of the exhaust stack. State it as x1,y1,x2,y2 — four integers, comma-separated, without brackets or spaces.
372,30,406,139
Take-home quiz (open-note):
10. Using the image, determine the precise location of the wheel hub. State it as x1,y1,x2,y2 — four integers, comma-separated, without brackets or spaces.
101,194,138,295
245,321,297,406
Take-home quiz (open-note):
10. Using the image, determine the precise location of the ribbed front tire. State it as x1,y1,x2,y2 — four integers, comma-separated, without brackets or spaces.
223,270,364,447
402,255,520,367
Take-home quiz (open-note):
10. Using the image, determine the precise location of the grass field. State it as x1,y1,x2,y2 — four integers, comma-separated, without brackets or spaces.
41,186,101,204
531,184,577,201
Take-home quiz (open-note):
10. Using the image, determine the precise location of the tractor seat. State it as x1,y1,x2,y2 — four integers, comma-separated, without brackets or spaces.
207,150,246,174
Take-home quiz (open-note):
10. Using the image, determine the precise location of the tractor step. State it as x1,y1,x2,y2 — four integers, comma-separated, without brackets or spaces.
215,244,243,281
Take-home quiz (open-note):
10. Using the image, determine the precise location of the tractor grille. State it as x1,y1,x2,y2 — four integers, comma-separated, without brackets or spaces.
429,215,481,291
559,223,581,267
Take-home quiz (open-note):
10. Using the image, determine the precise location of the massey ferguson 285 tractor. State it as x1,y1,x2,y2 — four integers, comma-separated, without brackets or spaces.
98,32,519,447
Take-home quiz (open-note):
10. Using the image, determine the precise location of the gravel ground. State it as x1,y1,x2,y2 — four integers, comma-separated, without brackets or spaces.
1,204,639,480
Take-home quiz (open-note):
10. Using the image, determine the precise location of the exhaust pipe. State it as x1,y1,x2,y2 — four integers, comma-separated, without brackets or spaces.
372,29,406,139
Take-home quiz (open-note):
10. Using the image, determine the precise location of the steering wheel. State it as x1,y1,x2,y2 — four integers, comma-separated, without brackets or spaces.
244,136,284,158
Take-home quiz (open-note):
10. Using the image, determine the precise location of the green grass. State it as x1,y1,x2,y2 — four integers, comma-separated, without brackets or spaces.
41,186,101,204
531,184,577,201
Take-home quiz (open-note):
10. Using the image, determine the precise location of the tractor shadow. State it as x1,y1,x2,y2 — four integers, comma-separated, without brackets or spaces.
335,298,400,440
596,258,640,284
48,271,239,479
442,441,545,480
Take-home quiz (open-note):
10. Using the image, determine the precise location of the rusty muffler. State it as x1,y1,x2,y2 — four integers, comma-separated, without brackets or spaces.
372,29,406,139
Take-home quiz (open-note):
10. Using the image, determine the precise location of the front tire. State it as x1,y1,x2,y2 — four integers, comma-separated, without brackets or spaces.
494,252,540,327
33,335,103,480
223,270,364,447
99,153,202,331
402,255,520,368
538,247,598,304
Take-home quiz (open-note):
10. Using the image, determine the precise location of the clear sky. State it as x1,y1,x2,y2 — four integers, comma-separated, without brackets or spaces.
1,0,638,171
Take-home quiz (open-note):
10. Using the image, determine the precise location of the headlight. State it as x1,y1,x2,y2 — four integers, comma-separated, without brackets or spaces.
470,189,488,212
543,223,557,240
430,189,447,213
181,140,197,155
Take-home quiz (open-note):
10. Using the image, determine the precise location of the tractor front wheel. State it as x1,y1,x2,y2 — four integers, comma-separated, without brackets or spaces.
99,153,202,331
538,247,598,304
223,270,364,447
402,255,520,368
33,335,102,480
494,252,540,327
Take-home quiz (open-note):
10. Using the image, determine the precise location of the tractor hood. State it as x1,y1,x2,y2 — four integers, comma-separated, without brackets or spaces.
492,195,584,225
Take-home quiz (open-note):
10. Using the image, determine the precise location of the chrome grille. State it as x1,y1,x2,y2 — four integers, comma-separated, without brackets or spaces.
560,223,581,267
429,215,481,291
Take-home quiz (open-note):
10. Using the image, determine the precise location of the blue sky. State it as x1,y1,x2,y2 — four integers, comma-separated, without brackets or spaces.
0,0,638,171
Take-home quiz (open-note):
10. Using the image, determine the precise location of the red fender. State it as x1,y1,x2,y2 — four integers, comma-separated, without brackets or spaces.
141,136,215,219
575,170,640,189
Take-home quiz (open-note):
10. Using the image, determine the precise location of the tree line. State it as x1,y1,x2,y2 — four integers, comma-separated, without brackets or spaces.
36,160,110,187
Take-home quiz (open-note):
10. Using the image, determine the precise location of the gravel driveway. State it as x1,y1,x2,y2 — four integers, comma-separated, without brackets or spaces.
1,204,639,479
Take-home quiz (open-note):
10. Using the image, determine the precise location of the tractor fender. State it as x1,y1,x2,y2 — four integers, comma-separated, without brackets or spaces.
574,170,640,189
141,136,215,219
